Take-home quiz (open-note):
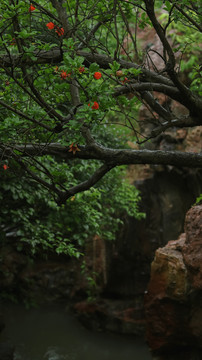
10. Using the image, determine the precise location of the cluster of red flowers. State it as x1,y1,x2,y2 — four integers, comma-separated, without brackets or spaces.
46,22,64,36
2,164,9,170
55,66,101,108
28,5,64,35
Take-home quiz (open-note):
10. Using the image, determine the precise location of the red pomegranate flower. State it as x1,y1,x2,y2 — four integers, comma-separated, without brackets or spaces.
46,22,55,30
68,143,81,155
78,66,85,73
91,101,99,110
3,164,9,170
122,77,129,84
94,72,102,80
60,71,68,79
29,4,36,12
60,71,71,79
55,27,64,36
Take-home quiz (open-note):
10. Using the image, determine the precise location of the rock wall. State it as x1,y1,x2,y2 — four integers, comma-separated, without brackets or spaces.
145,205,202,359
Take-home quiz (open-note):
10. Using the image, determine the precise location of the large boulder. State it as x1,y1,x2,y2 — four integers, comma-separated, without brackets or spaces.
145,205,202,358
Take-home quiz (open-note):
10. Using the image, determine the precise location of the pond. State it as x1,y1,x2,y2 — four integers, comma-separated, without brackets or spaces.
0,303,152,360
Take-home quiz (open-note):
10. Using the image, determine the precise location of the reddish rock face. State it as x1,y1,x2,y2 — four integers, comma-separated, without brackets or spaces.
145,205,202,357
183,205,202,290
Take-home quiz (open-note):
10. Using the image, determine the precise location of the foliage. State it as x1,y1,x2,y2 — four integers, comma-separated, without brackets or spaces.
195,194,202,205
0,153,144,256
0,0,201,256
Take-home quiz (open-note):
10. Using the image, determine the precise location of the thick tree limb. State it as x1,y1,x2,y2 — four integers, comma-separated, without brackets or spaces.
1,143,202,168
114,83,202,125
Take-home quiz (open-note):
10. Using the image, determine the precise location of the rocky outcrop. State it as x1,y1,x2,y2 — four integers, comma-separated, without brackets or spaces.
145,205,202,358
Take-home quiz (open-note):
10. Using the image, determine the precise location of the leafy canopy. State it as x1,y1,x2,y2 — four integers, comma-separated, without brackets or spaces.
0,0,201,254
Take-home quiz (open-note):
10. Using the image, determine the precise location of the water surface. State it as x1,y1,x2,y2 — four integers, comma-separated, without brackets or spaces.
0,303,152,360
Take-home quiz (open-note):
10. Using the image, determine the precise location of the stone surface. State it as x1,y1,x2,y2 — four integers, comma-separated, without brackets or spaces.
145,205,202,357
183,205,202,290
74,298,145,335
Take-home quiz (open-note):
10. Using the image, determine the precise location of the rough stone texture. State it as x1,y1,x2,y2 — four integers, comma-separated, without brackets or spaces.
183,205,202,290
145,205,202,358
74,298,145,335
0,244,84,304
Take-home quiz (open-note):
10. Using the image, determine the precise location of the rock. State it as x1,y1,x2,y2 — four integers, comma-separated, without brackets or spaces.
145,205,202,357
74,298,145,335
183,205,202,290
19,257,82,303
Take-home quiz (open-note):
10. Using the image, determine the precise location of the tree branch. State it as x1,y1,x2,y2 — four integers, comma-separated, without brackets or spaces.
144,0,201,117
0,49,175,87
0,100,53,131
172,2,202,32
57,163,115,204
1,143,202,168
114,83,202,123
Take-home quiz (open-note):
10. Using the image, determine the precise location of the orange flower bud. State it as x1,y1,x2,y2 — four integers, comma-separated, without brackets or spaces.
116,70,123,77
